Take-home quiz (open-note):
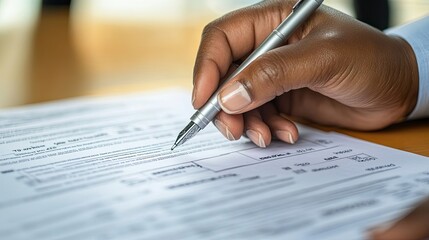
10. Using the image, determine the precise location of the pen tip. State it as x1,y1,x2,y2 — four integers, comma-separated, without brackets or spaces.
171,144,177,151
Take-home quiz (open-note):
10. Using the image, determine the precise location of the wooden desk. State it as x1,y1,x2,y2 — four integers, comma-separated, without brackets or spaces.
3,8,429,156
312,119,429,156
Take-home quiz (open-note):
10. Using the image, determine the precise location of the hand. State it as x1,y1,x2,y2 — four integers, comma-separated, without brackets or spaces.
192,0,418,147
370,197,429,240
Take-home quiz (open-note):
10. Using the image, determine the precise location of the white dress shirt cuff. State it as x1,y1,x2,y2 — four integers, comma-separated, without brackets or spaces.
385,16,429,120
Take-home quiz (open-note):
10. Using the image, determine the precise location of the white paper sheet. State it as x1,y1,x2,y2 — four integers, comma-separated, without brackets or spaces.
1,89,428,240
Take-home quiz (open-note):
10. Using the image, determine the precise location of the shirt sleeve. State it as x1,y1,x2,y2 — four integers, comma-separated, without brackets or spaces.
385,16,429,120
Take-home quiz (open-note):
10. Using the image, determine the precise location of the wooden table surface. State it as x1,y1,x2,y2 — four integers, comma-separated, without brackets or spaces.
3,8,429,156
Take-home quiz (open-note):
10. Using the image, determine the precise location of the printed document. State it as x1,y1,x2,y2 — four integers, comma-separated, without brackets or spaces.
1,89,428,240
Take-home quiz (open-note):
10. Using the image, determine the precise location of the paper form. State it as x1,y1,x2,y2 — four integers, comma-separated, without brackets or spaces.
0,89,428,240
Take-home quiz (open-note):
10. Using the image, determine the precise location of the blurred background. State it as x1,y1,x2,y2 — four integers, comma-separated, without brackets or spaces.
0,0,428,108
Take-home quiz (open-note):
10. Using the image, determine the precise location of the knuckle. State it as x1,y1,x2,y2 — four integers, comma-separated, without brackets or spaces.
202,22,218,37
201,13,232,39
201,24,220,44
256,53,287,96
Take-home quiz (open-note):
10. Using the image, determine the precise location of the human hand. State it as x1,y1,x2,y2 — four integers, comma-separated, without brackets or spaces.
370,197,429,240
192,0,418,147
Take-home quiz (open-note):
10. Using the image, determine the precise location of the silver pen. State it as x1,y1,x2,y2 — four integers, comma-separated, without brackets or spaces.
171,0,324,150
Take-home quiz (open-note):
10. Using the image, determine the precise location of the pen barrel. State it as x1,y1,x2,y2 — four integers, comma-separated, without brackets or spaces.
191,32,286,130
191,0,323,130
277,0,323,38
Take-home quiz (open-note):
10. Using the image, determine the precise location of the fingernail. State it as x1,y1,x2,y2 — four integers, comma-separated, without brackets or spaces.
218,81,251,114
214,119,235,141
276,131,295,144
246,130,266,148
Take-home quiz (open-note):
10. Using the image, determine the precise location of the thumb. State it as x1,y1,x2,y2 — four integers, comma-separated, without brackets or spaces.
217,37,331,114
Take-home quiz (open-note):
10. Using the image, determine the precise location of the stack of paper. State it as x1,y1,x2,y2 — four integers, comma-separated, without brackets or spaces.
1,89,428,240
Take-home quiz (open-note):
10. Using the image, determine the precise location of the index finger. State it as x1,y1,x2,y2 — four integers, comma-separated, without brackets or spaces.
192,1,294,109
